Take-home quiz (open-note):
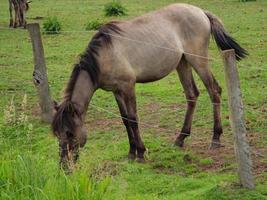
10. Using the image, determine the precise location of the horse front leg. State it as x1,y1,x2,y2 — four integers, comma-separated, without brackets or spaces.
13,3,19,28
20,7,26,28
114,92,137,160
9,0,13,27
19,1,27,28
123,84,146,162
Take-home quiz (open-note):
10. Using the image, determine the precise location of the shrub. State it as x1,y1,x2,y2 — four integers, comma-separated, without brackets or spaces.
43,16,61,34
104,1,126,17
85,18,105,31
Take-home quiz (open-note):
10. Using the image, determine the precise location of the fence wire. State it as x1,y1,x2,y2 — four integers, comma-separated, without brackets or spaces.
0,23,266,175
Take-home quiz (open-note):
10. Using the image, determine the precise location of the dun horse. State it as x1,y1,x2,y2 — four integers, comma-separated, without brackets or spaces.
52,4,247,170
9,0,31,28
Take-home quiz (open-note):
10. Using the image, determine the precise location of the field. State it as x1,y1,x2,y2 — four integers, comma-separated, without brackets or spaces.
0,0,267,199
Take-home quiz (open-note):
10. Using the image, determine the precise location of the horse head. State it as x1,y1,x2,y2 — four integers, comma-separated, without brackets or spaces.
52,101,87,173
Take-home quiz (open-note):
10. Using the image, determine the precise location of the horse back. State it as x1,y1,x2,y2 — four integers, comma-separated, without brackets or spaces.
97,4,211,86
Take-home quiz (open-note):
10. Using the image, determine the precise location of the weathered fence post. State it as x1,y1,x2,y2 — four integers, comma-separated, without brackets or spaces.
222,49,254,189
27,23,53,123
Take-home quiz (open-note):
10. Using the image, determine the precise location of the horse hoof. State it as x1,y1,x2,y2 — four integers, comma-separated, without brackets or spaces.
174,139,184,148
128,153,136,160
136,157,146,163
209,140,221,149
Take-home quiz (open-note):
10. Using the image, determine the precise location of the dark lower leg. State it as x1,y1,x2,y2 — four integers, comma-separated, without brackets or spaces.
212,77,223,144
9,18,13,27
127,102,146,161
9,3,13,27
123,85,146,162
175,66,199,147
9,14,13,27
14,11,18,28
128,116,146,161
115,94,137,159
210,99,223,149
210,76,223,148
122,117,137,159
175,99,197,147
187,56,223,148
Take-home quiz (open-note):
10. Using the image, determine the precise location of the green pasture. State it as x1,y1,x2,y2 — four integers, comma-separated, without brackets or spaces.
0,0,266,199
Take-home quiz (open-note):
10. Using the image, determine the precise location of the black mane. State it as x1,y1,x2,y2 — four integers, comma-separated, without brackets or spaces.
64,21,122,100
52,22,121,136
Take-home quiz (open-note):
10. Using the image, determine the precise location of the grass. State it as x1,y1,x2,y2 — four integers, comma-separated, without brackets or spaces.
0,0,267,199
85,18,106,31
43,16,61,34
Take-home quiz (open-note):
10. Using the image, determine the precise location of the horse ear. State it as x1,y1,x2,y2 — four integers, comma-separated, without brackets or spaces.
53,100,59,111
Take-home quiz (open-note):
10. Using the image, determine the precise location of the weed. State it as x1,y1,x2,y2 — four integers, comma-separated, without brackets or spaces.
199,158,214,166
0,0,266,199
85,19,105,31
3,95,16,125
104,1,127,16
43,16,61,34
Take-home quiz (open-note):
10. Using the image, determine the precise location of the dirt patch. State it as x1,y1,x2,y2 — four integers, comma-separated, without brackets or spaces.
87,118,122,131
153,164,180,175
90,160,121,180
169,131,267,176
143,102,162,111
29,16,44,20
31,104,41,117
191,144,235,172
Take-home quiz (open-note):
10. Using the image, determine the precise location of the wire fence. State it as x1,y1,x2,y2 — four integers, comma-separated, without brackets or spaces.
0,23,266,168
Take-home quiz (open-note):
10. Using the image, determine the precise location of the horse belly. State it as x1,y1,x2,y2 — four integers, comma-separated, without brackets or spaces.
133,48,182,83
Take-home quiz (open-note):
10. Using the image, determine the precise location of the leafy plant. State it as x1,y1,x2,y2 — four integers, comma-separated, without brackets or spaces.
85,18,105,31
104,1,127,17
43,16,61,34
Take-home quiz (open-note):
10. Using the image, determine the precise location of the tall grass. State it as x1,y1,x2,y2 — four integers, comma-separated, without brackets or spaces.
0,152,110,200
0,95,110,200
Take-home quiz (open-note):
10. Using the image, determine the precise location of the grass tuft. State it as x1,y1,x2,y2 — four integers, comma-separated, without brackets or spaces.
85,19,106,31
104,1,127,16
43,16,61,34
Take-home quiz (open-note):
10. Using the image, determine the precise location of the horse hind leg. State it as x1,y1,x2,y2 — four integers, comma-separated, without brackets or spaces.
175,58,199,147
187,56,223,149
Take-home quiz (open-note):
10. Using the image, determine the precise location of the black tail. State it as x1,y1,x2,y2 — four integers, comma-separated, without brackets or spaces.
205,12,248,61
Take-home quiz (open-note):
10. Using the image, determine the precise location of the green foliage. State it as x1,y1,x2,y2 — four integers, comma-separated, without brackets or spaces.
104,1,127,16
43,16,61,34
239,0,256,2
0,0,267,199
199,158,214,166
200,185,267,200
0,96,110,200
0,154,110,200
85,19,105,31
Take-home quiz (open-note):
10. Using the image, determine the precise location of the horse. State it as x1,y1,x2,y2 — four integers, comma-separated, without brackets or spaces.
9,0,31,28
52,3,247,171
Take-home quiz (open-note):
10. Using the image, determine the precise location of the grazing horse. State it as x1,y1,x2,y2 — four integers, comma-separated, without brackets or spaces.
9,0,30,28
52,4,247,171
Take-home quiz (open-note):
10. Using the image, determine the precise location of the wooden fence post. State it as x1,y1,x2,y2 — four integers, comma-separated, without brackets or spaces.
27,23,53,123
222,49,254,189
